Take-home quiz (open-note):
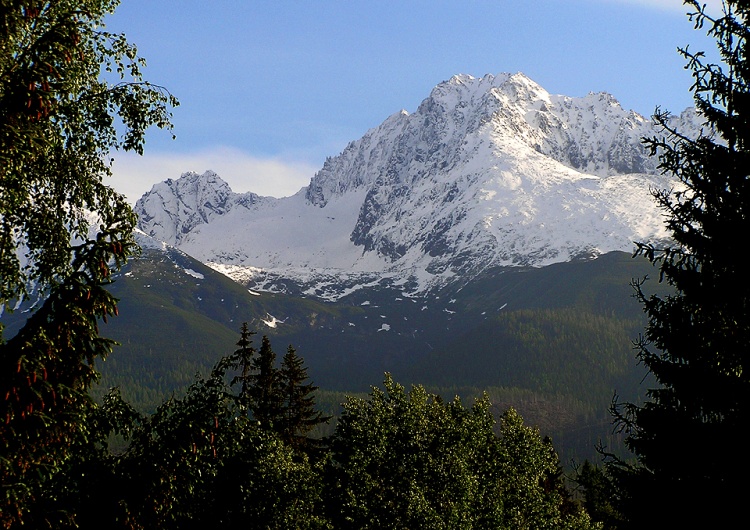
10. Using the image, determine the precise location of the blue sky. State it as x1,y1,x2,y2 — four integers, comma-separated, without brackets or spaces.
105,0,722,202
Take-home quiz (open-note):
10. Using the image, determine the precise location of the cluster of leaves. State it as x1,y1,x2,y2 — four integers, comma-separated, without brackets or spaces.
327,375,597,530
0,0,176,311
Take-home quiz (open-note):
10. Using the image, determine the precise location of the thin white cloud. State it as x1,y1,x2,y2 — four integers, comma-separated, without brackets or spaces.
109,146,318,204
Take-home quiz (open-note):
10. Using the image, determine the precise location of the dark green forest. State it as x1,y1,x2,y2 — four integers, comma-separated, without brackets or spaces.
75,249,661,464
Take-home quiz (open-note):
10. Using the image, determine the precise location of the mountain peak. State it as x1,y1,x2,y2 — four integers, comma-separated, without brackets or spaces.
136,170,268,245
135,72,698,300
154,170,232,199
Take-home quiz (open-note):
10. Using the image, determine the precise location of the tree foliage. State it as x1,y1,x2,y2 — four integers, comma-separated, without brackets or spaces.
247,335,283,429
574,461,622,530
0,232,134,527
279,344,331,451
0,1,176,526
225,321,256,415
0,0,176,311
222,327,331,449
98,356,327,530
326,375,597,530
608,1,750,527
51,349,329,530
5,312,601,529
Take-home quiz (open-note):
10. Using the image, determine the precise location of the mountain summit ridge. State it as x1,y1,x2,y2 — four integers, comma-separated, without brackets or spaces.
135,72,698,300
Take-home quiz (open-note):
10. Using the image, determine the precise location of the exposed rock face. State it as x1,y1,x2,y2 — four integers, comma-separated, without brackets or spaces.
135,170,268,245
135,73,702,299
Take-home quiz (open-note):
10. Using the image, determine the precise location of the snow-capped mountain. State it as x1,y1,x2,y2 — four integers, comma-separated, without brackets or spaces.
135,72,700,300
134,170,272,246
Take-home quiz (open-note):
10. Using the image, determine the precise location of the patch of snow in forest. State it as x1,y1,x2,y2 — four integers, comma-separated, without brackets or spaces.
262,313,286,328
184,268,204,279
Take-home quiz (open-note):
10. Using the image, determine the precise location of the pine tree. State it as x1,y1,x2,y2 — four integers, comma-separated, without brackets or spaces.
226,322,256,415
608,2,750,528
575,461,622,530
279,345,331,451
248,335,283,429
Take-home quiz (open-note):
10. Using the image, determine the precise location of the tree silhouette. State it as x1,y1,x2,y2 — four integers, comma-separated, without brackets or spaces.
279,345,331,451
248,335,283,429
226,322,256,415
608,2,750,528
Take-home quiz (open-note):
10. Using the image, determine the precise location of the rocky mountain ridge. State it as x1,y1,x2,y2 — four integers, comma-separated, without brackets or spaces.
135,73,701,300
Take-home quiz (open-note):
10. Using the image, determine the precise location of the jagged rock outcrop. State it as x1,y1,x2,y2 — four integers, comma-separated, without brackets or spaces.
135,170,269,245
134,73,702,299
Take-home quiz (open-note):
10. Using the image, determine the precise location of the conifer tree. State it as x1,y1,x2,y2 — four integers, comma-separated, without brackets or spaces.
279,345,331,450
226,322,256,415
608,2,750,527
248,335,283,429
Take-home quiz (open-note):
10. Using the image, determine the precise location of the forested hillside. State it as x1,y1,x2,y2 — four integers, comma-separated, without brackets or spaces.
42,248,665,463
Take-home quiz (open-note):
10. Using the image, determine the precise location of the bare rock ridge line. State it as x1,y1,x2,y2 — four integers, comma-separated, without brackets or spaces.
134,72,701,300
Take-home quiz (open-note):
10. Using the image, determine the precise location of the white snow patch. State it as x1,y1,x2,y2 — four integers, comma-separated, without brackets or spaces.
184,268,204,279
261,313,286,328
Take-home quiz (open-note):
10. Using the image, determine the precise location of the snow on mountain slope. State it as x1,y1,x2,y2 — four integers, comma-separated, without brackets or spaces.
135,72,698,299
135,170,271,245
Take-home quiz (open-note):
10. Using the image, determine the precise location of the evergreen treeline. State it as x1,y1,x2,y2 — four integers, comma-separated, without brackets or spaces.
3,325,599,529
398,307,649,462
407,308,647,406
93,305,647,464
97,306,647,413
